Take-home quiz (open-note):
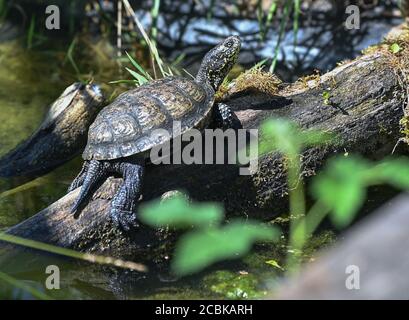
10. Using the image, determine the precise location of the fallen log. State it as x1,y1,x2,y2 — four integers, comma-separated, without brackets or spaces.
273,193,409,299
2,27,409,257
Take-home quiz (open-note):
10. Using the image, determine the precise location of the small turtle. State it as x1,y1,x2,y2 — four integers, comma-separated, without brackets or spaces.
69,36,242,230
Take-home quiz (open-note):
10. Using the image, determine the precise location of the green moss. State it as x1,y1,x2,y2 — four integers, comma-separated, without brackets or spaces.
140,287,208,300
301,230,337,262
297,71,322,89
203,270,266,299
231,66,282,95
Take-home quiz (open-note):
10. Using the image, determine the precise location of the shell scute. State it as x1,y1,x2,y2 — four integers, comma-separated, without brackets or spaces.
90,121,113,144
149,87,194,119
111,114,140,139
131,97,167,130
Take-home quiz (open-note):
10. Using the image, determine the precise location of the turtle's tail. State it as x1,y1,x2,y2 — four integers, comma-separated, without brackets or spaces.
71,160,106,214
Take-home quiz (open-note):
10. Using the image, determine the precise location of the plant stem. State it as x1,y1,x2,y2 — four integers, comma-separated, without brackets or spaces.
269,0,291,73
287,200,330,274
286,152,306,271
0,233,147,272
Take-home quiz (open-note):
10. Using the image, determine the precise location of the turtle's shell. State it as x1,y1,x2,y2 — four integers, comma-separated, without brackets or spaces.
83,77,214,160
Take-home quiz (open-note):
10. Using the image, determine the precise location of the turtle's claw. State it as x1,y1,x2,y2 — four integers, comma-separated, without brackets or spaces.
110,208,140,232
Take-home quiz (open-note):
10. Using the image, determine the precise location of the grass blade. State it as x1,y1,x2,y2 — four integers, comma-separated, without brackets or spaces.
122,0,169,78
0,177,49,199
125,51,152,80
150,0,160,42
109,79,138,85
293,0,301,45
27,15,35,49
252,58,268,70
125,67,149,85
0,233,148,273
269,0,292,73
65,37,81,77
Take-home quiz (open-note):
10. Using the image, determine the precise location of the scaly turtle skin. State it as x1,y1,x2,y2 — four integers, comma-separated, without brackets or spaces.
69,36,242,230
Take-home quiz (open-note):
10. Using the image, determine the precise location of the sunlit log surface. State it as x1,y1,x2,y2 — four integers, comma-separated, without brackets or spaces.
273,194,409,299
2,26,409,256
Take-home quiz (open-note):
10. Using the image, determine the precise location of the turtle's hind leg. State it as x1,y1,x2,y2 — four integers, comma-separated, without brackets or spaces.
68,161,90,192
71,160,107,214
110,161,145,231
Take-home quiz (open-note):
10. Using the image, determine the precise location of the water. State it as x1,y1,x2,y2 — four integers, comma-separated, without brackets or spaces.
0,9,400,298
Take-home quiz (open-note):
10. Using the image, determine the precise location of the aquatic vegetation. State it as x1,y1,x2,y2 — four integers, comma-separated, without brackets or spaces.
111,1,177,87
203,270,265,299
122,0,171,78
110,51,153,86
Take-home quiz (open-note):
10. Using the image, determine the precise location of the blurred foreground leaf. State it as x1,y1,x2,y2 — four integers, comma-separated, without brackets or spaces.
139,195,224,229
172,221,279,275
260,119,333,156
312,156,409,228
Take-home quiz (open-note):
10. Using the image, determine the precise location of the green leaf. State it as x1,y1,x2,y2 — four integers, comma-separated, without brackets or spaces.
316,177,365,228
390,43,402,54
139,195,224,229
366,158,409,189
265,259,284,270
172,220,278,275
322,91,331,105
312,156,409,229
312,156,370,228
260,119,301,156
260,119,332,156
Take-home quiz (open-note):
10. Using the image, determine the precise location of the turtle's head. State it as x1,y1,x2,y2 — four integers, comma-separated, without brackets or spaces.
196,36,241,91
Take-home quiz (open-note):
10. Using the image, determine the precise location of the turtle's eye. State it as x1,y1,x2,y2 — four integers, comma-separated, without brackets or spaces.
225,40,233,48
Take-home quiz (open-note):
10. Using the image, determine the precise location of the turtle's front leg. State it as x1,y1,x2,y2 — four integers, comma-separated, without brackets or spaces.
110,161,145,231
213,103,242,130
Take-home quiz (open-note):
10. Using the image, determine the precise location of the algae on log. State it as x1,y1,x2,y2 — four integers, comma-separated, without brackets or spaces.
2,37,408,255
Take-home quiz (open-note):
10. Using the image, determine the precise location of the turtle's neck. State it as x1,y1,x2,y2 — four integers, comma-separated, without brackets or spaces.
196,66,216,91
